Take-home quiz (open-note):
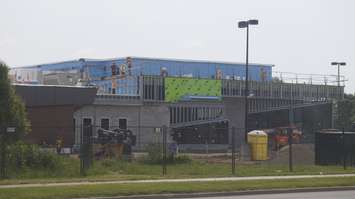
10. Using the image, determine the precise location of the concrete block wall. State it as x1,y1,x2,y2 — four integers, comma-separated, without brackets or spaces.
73,103,170,150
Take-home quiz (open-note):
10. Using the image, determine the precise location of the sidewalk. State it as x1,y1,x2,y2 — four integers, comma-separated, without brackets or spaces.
1,174,355,189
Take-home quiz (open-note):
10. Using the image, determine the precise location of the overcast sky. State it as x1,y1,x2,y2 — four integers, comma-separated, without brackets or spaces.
1,0,354,93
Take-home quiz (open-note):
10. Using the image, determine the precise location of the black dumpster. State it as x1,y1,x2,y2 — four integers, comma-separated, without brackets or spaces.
315,130,355,166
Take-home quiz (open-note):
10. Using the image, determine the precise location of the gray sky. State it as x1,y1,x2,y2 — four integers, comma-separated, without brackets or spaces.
1,0,354,93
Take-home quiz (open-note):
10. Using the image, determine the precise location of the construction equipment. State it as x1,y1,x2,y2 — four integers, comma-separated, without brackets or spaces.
92,128,136,159
263,126,302,150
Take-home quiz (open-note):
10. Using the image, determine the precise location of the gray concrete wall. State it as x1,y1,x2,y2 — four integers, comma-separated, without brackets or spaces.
73,97,247,152
222,97,249,159
223,97,245,131
73,103,170,150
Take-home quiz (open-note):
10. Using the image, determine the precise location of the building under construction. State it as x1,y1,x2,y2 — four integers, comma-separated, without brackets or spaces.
10,57,345,150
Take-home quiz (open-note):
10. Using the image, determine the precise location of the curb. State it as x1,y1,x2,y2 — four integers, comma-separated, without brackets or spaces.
2,174,355,189
83,186,355,199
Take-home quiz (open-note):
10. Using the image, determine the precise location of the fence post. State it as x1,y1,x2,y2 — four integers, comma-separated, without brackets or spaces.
80,124,93,176
342,128,347,170
0,129,6,179
288,128,293,172
80,125,85,176
231,127,236,175
205,124,210,155
162,125,167,175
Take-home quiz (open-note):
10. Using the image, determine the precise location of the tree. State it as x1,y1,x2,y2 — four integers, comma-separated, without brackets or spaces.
0,61,30,178
336,94,355,131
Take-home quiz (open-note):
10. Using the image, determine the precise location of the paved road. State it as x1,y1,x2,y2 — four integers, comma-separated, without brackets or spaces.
1,174,355,189
182,190,355,199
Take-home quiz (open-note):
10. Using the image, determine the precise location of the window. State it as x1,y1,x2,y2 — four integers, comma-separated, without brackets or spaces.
119,118,127,129
73,118,76,131
73,118,77,144
83,118,92,127
82,118,92,138
100,118,110,130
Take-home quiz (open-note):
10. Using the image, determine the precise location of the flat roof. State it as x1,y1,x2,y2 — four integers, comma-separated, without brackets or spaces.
14,84,97,107
12,56,274,69
13,83,96,89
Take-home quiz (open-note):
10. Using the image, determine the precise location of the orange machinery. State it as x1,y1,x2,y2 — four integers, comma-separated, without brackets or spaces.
262,126,302,150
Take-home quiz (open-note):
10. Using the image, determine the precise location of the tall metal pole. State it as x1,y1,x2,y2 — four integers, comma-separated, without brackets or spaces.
337,64,340,87
244,25,249,141
288,82,294,172
239,19,258,142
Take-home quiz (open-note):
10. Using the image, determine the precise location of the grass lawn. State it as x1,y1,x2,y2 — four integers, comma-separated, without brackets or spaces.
1,176,355,199
1,159,355,185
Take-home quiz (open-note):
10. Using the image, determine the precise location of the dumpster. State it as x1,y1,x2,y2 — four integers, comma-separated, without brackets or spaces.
315,130,355,166
248,130,268,160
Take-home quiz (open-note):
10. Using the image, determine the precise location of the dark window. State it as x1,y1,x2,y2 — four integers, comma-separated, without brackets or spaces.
169,107,173,124
73,118,76,130
73,118,76,142
82,118,92,139
100,118,110,130
119,118,127,129
83,118,92,127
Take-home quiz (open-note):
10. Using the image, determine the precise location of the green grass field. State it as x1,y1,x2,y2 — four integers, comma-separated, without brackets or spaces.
1,177,355,199
89,159,355,177
1,157,355,185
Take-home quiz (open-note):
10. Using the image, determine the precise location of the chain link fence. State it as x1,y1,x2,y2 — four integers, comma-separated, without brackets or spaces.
1,124,355,179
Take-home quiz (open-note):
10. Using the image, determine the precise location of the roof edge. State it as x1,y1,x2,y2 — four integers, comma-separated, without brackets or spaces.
12,56,274,69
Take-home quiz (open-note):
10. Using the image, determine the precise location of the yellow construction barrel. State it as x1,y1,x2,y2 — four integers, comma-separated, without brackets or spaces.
247,130,268,161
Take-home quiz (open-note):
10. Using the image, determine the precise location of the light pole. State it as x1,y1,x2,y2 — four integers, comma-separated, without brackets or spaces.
331,62,346,87
331,62,346,129
238,19,258,140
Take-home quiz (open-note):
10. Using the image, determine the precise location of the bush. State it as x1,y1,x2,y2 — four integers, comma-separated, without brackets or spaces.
6,142,64,172
144,143,163,164
1,142,80,179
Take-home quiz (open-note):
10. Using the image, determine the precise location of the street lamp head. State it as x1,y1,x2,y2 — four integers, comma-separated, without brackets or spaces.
331,62,346,66
248,19,259,25
331,62,339,66
238,19,259,28
238,21,248,28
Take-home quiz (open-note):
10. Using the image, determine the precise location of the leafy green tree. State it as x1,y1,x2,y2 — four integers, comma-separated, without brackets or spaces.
336,94,355,131
0,61,30,177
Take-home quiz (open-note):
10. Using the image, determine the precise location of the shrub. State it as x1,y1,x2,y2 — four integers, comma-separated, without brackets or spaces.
2,142,80,178
144,143,163,164
7,142,60,170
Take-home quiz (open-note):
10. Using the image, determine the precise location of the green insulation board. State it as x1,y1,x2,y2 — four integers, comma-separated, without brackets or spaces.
165,77,221,102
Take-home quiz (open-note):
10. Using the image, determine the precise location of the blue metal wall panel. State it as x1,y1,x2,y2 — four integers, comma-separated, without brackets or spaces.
128,58,272,81
40,60,84,71
22,57,272,95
